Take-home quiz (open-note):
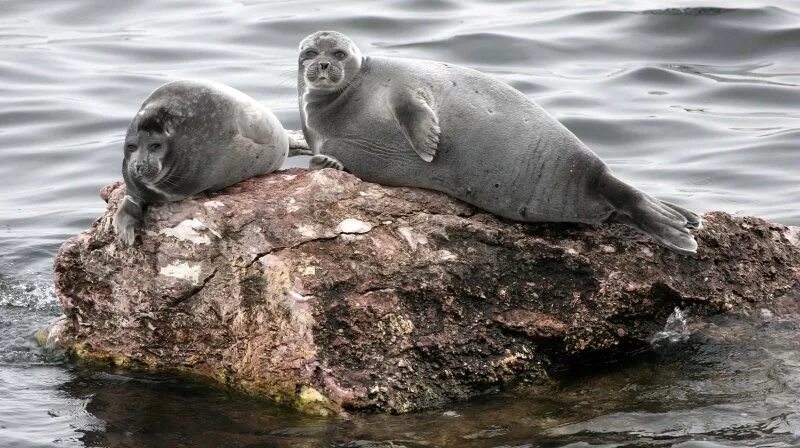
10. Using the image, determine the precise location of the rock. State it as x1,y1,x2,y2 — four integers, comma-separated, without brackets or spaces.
51,168,800,415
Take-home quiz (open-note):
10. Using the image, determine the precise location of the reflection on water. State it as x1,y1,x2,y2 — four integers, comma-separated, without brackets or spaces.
1,0,799,446
5,303,800,447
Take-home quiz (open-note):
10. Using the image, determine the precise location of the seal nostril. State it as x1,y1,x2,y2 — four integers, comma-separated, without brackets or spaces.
320,62,330,70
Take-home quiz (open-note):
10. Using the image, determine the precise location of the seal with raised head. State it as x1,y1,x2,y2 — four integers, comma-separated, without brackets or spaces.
297,31,701,254
113,79,309,245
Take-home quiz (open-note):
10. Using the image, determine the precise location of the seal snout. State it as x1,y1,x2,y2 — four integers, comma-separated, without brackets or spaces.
131,160,160,179
305,59,344,87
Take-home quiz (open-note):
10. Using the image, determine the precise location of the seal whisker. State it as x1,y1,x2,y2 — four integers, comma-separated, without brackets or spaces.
277,72,298,89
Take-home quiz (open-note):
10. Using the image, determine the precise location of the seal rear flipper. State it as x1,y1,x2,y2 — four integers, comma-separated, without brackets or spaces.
660,200,703,230
286,129,313,156
611,209,698,255
599,172,698,255
390,87,440,162
289,147,314,157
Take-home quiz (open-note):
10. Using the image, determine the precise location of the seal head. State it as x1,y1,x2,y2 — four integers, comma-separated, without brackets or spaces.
124,107,175,184
299,31,363,94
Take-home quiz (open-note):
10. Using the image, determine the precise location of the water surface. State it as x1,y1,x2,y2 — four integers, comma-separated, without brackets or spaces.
1,0,799,446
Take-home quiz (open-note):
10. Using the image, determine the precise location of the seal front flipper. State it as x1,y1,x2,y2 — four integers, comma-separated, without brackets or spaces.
310,154,345,170
390,87,440,162
113,195,145,246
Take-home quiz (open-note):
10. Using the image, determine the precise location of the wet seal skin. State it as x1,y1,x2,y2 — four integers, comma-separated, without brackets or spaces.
114,79,310,245
296,31,701,254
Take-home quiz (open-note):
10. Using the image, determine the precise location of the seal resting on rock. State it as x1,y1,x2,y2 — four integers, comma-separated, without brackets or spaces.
296,31,702,254
113,79,309,245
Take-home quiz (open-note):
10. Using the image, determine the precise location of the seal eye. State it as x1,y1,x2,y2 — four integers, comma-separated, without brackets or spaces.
303,50,318,59
334,50,347,59
149,143,161,151
125,144,136,152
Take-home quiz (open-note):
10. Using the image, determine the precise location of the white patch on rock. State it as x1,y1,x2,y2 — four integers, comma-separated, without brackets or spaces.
159,261,201,284
397,227,428,251
285,197,301,213
437,250,458,261
297,224,318,238
283,174,297,181
358,190,382,198
337,218,373,234
340,234,360,242
288,289,310,301
203,200,225,209
159,218,219,244
309,170,341,188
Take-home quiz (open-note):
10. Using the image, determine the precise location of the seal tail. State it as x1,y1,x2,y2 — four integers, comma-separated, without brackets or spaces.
598,171,699,255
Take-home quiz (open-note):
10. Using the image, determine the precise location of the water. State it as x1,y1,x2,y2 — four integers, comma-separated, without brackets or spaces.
1,0,799,446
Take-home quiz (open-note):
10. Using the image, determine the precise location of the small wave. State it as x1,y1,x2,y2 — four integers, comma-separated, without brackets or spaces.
0,274,58,310
650,307,692,345
641,7,736,16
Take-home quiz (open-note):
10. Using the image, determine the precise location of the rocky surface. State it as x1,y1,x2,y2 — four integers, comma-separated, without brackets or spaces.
50,168,800,415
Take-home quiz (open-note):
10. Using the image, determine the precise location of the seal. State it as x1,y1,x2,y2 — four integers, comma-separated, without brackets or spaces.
297,31,702,254
113,79,308,245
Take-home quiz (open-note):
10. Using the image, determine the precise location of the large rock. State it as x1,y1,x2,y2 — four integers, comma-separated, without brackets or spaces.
51,168,800,415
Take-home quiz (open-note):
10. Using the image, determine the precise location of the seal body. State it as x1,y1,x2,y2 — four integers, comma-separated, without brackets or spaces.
114,79,289,245
297,31,701,254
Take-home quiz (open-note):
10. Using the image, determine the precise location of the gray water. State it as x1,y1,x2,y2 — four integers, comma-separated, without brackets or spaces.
1,1,799,446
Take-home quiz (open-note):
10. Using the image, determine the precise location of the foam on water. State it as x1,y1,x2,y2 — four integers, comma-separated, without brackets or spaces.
0,275,58,310
650,307,692,345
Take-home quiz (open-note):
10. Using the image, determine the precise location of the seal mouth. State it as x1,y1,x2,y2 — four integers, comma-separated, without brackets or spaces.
307,77,341,92
131,162,162,181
